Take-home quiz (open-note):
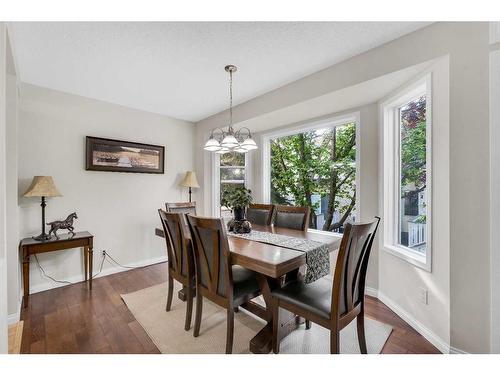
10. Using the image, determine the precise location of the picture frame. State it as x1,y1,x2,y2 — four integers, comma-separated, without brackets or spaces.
85,136,165,174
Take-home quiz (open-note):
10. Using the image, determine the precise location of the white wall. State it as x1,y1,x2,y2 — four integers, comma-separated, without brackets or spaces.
6,72,19,321
0,21,9,354
489,22,500,353
195,22,491,353
378,58,450,353
17,84,195,294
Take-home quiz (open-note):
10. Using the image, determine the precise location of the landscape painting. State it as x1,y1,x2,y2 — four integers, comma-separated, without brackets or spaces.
86,136,165,174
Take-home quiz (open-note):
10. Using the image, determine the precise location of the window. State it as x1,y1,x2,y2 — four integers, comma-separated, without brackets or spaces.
263,115,358,233
382,76,432,270
214,152,248,218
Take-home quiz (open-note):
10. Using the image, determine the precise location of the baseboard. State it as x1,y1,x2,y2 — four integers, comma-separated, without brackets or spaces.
7,310,20,325
365,287,379,298
449,346,469,354
7,291,23,325
28,255,168,295
377,290,450,354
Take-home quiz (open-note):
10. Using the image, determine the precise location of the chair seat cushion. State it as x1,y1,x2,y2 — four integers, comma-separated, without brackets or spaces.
232,265,261,304
271,278,332,319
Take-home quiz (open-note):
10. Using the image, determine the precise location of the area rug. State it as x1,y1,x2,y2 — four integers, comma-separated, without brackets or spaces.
121,283,392,354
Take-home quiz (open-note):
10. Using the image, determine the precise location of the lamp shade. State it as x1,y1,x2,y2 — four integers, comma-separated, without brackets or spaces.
180,171,200,188
215,147,230,154
23,176,62,198
204,137,221,151
234,145,248,153
221,134,239,149
241,137,258,150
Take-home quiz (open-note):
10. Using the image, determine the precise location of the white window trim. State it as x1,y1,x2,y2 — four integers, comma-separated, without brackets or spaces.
212,152,251,217
261,112,361,222
380,74,433,272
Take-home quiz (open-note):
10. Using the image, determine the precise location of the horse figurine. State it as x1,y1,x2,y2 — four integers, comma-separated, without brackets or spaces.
47,212,78,239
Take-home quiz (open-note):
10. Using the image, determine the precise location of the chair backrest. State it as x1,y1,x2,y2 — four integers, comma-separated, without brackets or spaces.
331,217,380,320
246,203,275,226
274,205,311,232
158,209,193,280
165,201,197,215
186,215,233,305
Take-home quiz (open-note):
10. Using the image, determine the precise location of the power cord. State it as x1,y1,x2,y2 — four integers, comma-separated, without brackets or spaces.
34,254,72,285
92,252,106,278
34,251,107,285
33,249,145,287
103,251,139,269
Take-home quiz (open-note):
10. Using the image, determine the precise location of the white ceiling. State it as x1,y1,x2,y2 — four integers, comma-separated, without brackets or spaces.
9,22,431,122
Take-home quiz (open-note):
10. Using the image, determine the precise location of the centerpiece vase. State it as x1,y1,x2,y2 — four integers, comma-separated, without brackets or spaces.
229,207,252,234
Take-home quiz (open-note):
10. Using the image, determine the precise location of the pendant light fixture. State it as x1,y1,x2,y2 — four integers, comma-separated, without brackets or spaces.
203,65,258,154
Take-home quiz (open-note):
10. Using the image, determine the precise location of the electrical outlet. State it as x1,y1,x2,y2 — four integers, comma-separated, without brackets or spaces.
102,250,106,256
419,287,428,305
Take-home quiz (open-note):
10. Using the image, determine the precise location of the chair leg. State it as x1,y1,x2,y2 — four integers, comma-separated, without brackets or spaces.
305,320,311,330
272,300,280,354
330,330,340,354
357,313,367,354
193,292,203,337
226,309,234,354
166,275,173,312
184,286,194,331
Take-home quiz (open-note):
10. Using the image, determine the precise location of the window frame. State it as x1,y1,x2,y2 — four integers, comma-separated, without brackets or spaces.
212,152,251,217
261,112,361,227
380,74,433,272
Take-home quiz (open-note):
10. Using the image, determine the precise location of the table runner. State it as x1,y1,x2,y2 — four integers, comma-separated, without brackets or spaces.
229,230,330,283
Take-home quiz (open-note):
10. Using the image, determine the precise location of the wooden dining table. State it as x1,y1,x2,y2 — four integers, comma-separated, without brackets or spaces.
155,223,341,354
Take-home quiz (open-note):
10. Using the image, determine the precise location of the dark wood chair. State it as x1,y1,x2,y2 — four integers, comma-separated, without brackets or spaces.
158,209,195,331
246,203,275,226
271,217,380,354
165,201,197,215
273,205,311,232
186,214,262,354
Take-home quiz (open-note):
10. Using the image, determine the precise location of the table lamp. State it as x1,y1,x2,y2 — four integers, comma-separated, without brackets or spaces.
180,171,199,203
23,176,62,241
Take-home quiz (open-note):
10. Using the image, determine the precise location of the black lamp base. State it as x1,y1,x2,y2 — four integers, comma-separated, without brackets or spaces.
32,196,51,241
32,233,52,242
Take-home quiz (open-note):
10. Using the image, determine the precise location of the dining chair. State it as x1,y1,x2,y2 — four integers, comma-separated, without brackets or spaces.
246,203,275,226
271,217,380,354
273,205,311,232
158,209,195,331
186,214,262,354
165,201,197,215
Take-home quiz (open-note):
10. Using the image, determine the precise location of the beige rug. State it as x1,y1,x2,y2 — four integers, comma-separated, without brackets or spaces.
121,283,392,354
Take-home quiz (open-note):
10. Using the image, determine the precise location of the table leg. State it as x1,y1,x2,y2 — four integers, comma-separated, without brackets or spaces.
22,255,30,308
249,273,305,354
84,246,88,282
88,245,93,290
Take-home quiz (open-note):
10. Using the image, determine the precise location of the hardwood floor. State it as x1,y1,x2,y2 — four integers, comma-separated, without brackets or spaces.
8,321,24,354
19,262,441,354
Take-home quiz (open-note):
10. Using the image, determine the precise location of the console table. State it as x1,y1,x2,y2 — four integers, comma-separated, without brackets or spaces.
20,231,94,308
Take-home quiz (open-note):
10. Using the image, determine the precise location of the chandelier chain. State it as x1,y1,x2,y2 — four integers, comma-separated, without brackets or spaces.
229,69,233,130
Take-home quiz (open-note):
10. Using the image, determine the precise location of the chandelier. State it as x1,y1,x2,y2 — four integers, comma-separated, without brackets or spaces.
204,65,258,154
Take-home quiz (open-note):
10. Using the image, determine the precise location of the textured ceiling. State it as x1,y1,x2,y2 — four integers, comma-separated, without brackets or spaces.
9,22,431,122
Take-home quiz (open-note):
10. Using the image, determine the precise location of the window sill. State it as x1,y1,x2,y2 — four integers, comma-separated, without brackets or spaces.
382,244,431,272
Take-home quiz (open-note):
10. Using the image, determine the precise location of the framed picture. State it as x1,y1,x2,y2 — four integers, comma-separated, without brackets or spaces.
86,136,165,174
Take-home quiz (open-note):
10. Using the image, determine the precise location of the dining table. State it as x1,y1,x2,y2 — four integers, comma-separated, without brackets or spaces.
155,223,341,354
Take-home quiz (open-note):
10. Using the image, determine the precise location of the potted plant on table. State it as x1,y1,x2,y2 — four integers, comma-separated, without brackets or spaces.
221,185,253,234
